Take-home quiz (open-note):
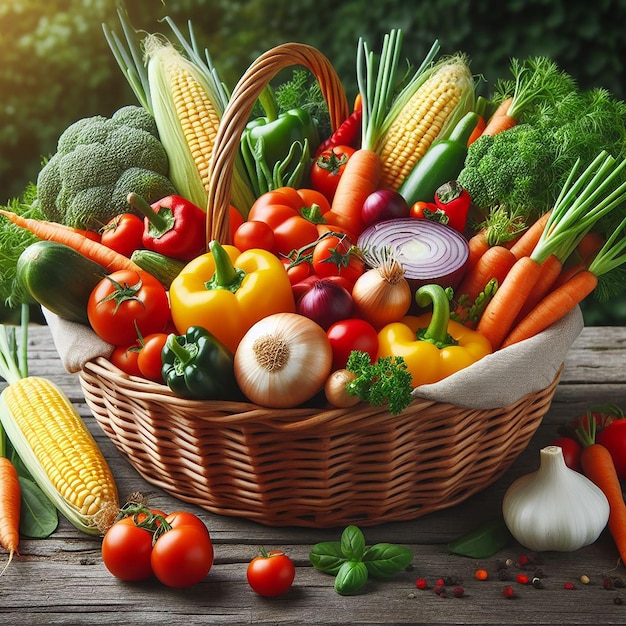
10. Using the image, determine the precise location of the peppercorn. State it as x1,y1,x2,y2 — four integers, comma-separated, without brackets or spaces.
503,585,515,599
433,583,446,596
498,569,510,581
516,574,529,585
453,586,465,598
415,578,428,590
517,554,530,567
580,574,591,585
614,596,623,605
532,577,544,589
564,582,576,590
475,569,489,581
603,578,615,590
614,577,625,588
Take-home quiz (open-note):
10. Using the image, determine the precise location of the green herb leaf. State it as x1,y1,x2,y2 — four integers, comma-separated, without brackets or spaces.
309,541,346,575
362,543,414,579
340,524,365,561
18,476,59,538
334,560,369,596
447,518,513,559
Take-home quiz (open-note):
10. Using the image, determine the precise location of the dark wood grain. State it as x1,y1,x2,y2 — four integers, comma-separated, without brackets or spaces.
1,325,626,625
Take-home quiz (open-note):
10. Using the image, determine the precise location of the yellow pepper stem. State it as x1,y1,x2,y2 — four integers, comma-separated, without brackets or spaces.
415,284,459,349
207,240,245,292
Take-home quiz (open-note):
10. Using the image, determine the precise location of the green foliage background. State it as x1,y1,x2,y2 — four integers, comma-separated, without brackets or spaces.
1,0,624,324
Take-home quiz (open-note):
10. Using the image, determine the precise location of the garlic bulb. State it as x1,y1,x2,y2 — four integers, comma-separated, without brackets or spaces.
502,445,609,552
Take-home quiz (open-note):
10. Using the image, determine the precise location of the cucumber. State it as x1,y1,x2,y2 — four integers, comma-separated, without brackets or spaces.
16,241,108,324
130,249,186,289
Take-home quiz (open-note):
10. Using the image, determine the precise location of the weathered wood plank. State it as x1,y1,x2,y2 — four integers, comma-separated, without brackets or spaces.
1,325,626,624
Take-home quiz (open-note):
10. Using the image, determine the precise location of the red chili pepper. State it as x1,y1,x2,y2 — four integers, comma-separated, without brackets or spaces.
433,180,471,232
127,192,206,261
315,107,363,156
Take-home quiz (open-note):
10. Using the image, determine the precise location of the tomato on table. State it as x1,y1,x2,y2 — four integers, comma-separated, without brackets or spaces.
247,549,295,597
311,233,365,285
310,145,355,202
87,269,170,346
151,524,214,588
243,187,332,256
101,518,154,581
327,318,379,370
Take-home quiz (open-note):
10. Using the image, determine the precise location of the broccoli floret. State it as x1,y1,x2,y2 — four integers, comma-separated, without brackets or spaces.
458,124,559,214
36,105,176,229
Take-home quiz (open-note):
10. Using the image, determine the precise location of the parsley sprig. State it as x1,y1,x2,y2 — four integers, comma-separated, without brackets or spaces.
345,351,413,415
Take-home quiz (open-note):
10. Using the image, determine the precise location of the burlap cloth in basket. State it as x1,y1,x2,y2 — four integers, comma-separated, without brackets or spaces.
43,305,583,411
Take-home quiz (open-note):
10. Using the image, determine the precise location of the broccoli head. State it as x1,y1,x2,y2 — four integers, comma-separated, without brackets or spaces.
36,105,176,229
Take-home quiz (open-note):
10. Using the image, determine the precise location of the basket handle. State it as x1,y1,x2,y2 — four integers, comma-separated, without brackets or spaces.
205,42,350,244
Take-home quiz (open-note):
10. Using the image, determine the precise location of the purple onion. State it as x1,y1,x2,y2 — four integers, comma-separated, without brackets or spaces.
361,189,410,227
296,279,353,330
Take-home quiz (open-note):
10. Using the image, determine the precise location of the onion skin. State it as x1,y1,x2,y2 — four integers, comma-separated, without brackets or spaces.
357,218,470,293
234,312,333,408
324,369,360,408
361,190,410,227
296,279,354,330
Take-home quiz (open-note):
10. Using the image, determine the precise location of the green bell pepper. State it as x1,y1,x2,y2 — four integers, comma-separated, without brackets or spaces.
161,326,239,400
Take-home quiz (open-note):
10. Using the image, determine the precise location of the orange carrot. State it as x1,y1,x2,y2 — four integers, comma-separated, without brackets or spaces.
576,230,605,263
481,97,515,136
579,435,626,565
476,255,544,350
512,253,563,325
465,229,490,272
455,245,517,317
509,211,552,259
326,148,381,237
0,457,20,575
501,269,598,348
467,114,486,146
0,209,141,273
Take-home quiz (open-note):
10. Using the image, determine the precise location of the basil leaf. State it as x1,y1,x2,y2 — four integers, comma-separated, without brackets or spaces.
18,476,59,538
309,541,346,575
334,560,369,595
363,543,414,579
447,518,513,559
340,525,365,560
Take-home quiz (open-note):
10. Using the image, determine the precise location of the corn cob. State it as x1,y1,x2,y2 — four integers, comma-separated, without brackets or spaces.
0,376,119,535
378,55,474,190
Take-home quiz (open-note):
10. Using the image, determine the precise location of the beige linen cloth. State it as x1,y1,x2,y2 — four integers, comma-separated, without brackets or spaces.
44,305,583,411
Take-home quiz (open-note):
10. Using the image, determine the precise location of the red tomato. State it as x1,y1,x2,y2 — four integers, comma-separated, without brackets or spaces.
312,233,364,285
552,436,583,473
281,257,312,285
100,213,144,257
151,525,214,588
229,205,245,240
109,343,142,377
310,145,355,202
247,187,332,256
101,518,154,581
87,269,170,346
165,511,210,535
234,220,275,252
597,420,626,479
247,549,295,597
327,318,379,370
410,201,445,221
137,332,168,383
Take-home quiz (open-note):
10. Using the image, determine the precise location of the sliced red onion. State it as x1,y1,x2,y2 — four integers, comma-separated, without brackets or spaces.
357,218,469,291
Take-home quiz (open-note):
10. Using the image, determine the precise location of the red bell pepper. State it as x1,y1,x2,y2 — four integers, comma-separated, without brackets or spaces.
433,180,472,232
127,192,206,261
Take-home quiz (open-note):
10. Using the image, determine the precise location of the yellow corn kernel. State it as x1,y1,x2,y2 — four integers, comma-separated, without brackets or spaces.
0,377,119,535
379,58,473,190
146,36,222,210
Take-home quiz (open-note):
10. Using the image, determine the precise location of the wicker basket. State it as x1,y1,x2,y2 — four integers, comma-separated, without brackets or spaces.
79,43,564,528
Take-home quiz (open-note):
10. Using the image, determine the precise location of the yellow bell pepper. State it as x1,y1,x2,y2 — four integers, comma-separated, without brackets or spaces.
169,240,296,353
377,284,492,388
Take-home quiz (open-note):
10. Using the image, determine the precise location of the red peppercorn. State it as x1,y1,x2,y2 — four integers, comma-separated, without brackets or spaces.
503,585,515,599
603,578,615,590
415,578,428,590
436,578,446,586
433,583,446,596
564,582,576,590
516,573,529,585
475,569,489,581
517,554,530,567
453,586,464,598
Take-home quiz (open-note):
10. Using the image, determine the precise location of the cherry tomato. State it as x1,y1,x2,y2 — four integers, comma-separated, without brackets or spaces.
137,332,168,383
597,419,626,479
101,518,154,581
234,220,275,252
327,318,379,370
281,257,312,285
87,269,170,346
410,201,447,222
312,233,364,285
552,436,583,473
109,343,142,377
246,549,295,597
310,145,355,202
100,213,145,257
151,525,214,588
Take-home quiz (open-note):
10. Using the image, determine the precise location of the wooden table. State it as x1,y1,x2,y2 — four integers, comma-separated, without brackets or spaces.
1,324,625,625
